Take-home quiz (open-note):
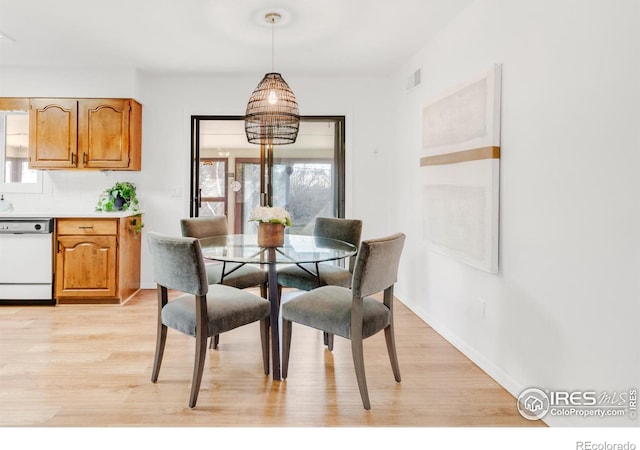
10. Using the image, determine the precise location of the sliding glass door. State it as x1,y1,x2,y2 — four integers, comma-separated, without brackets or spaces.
190,116,345,234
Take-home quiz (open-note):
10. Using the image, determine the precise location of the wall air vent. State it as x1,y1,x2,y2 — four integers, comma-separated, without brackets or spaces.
406,67,422,93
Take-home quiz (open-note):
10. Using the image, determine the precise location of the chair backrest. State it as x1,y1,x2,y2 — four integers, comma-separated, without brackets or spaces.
180,216,228,239
147,232,209,296
314,217,363,271
351,233,405,298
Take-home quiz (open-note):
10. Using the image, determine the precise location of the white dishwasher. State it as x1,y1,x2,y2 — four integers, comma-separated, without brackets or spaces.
0,218,55,304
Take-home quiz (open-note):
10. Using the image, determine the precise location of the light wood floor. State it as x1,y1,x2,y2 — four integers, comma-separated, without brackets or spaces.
0,289,544,427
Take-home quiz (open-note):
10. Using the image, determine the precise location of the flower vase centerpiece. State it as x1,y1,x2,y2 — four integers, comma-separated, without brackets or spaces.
249,206,292,247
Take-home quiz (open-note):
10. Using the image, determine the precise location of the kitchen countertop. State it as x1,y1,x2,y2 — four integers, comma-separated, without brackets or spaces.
0,210,142,219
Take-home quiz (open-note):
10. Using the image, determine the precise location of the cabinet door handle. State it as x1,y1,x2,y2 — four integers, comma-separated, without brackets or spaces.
83,153,87,164
78,226,94,230
71,153,76,165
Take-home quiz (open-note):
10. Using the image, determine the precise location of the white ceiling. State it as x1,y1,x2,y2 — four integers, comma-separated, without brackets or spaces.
0,0,473,77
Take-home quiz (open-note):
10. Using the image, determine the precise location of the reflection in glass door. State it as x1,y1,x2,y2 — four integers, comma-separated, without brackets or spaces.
235,160,334,234
190,116,344,234
197,158,227,216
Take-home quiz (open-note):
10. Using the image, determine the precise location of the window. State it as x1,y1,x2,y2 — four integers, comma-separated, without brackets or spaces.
234,160,334,234
0,108,43,193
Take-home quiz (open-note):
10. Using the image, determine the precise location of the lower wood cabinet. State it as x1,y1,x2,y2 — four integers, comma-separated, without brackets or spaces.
55,216,141,304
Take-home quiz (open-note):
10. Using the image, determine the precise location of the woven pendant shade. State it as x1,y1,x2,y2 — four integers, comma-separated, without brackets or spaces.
245,72,300,145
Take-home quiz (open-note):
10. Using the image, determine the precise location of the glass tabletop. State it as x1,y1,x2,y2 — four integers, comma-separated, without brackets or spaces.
199,234,357,265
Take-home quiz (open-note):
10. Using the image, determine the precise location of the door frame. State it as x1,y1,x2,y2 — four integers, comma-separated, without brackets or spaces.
189,115,346,219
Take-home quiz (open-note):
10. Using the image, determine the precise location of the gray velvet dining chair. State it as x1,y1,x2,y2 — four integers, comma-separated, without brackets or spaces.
147,232,270,408
181,216,269,349
281,232,406,410
181,216,268,296
277,217,362,350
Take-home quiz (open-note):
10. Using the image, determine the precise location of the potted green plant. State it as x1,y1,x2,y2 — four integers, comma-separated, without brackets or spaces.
96,181,144,236
96,181,139,212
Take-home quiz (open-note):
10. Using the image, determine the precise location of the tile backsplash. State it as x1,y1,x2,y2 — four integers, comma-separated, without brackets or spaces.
1,170,143,213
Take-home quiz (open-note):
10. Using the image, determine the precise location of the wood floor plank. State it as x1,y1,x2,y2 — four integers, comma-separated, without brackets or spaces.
0,289,544,427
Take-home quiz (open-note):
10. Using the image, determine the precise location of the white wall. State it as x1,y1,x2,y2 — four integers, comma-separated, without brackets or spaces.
0,67,140,98
390,0,640,426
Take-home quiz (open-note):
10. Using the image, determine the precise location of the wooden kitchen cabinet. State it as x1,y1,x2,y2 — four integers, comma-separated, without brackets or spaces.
29,98,142,170
55,216,141,304
28,99,78,169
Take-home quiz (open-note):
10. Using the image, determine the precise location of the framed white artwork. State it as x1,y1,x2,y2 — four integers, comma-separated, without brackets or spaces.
420,64,502,273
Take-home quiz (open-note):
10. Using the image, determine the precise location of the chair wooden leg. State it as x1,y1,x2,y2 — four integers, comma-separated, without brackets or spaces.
325,332,334,351
282,319,292,379
351,335,370,410
209,334,220,349
261,283,268,299
189,330,208,408
152,286,169,383
151,323,167,383
260,318,270,375
384,325,401,382
189,295,209,408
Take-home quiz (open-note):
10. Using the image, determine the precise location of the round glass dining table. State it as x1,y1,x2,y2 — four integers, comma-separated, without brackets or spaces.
199,233,357,380
199,234,357,265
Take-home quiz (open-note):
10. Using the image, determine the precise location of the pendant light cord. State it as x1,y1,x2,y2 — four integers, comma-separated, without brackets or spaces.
265,12,281,73
271,18,275,72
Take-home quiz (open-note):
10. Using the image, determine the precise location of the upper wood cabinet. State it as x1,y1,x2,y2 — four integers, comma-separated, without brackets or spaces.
29,98,142,170
29,99,78,169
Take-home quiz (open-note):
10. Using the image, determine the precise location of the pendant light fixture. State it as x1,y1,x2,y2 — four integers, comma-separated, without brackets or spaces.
244,12,300,145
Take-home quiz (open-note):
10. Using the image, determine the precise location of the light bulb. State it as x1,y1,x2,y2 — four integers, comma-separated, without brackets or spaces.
268,91,278,105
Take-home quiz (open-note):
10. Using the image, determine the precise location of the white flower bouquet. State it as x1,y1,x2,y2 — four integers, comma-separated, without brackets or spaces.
248,206,292,227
